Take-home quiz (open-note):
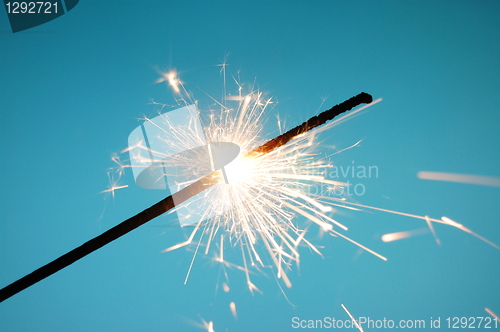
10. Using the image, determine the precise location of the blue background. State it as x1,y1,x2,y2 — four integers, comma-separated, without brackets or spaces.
1,1,499,331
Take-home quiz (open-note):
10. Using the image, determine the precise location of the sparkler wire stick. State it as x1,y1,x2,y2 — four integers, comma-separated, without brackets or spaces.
0,92,373,303
250,92,372,155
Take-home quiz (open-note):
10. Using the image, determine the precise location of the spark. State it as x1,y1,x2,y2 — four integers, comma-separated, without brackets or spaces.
200,318,215,332
156,70,182,94
485,308,500,322
205,321,214,332
229,302,238,319
441,216,500,249
100,168,129,198
100,184,128,198
341,304,364,332
425,215,441,245
331,229,387,261
418,171,500,187
381,228,430,242
327,139,363,157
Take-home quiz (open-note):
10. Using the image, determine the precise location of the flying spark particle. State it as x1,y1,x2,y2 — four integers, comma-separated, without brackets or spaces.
341,304,364,332
229,302,237,320
418,171,500,187
485,308,500,322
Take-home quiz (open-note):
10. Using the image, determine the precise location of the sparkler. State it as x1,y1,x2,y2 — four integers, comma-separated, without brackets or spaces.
0,85,374,302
